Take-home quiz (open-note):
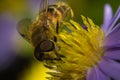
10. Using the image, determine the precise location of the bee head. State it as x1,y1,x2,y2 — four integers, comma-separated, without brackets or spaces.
34,40,55,61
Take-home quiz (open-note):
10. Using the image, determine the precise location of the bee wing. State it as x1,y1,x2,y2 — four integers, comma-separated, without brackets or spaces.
17,18,32,42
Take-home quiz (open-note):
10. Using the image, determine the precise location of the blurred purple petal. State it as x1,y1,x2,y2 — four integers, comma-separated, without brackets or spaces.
28,0,41,16
102,4,113,33
105,6,120,36
87,67,110,80
0,13,17,70
99,57,120,80
104,23,120,46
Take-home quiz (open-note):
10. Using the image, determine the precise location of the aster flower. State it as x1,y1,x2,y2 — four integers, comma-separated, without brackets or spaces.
45,4,120,80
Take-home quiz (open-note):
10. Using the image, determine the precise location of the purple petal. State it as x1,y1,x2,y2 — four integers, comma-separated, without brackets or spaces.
102,4,113,33
98,57,120,80
104,44,120,60
105,6,120,36
87,66,110,80
104,23,120,46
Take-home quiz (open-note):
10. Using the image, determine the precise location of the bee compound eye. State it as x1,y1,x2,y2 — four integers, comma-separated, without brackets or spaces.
39,40,55,52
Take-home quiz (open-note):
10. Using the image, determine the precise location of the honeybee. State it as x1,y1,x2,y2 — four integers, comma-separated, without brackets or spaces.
17,0,74,61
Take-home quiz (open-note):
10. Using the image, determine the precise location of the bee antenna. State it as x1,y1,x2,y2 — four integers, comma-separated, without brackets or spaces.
45,0,48,13
39,0,48,13
43,0,49,28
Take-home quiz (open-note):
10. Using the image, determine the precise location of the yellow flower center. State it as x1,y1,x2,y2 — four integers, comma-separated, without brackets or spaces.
55,16,105,79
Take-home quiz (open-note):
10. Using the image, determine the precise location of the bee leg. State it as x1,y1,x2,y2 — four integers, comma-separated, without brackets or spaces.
53,51,64,61
54,36,57,42
53,21,59,42
56,20,59,34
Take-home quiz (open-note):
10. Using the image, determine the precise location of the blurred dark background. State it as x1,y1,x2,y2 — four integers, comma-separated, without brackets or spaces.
0,0,120,80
